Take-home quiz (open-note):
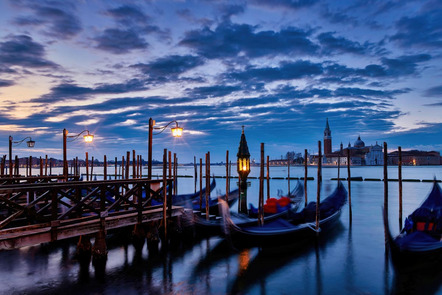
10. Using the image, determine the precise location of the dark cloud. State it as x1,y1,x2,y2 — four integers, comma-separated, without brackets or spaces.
188,85,243,98
318,32,369,55
34,79,147,103
94,29,149,54
225,60,323,82
424,85,442,97
250,0,318,10
390,7,442,49
105,5,150,26
179,23,318,59
218,4,246,21
176,9,214,26
0,35,58,68
12,1,82,39
380,54,431,76
320,7,358,26
0,79,14,87
131,55,205,81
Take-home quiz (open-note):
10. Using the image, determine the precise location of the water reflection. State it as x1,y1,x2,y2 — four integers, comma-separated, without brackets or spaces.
229,222,344,294
391,264,442,295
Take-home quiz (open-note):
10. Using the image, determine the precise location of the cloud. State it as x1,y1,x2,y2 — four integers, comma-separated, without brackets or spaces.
179,23,318,59
34,79,148,103
11,1,82,39
424,85,442,97
250,0,318,10
318,32,369,55
131,55,205,81
94,28,149,54
0,79,14,87
225,60,323,82
390,6,442,49
75,119,99,126
105,5,150,26
0,35,58,68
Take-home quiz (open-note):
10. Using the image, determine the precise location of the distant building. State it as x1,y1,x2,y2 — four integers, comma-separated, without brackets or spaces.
387,150,441,166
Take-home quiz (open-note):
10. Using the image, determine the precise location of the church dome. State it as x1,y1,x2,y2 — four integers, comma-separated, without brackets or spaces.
354,136,365,148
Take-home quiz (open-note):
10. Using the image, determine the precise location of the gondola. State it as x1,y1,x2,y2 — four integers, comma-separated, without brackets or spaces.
194,181,304,234
220,181,347,246
191,188,240,215
384,181,442,267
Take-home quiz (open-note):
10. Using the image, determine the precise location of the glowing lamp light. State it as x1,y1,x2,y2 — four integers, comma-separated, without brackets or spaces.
171,126,183,137
83,133,94,142
26,139,35,148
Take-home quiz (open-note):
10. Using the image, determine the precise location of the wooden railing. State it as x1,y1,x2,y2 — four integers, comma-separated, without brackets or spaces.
0,178,173,230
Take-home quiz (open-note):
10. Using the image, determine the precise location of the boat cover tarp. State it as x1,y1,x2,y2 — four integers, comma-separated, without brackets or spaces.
395,231,442,252
409,182,442,231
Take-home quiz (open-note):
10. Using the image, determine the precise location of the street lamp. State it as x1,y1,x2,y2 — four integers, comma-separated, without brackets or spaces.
63,129,94,180
237,126,250,214
9,136,35,177
147,118,183,179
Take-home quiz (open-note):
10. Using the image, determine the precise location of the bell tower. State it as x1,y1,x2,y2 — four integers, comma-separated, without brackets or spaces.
324,118,332,155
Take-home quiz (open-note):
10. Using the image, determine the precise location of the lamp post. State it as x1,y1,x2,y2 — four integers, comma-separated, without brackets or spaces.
63,129,94,180
9,136,35,177
147,118,183,179
237,126,250,214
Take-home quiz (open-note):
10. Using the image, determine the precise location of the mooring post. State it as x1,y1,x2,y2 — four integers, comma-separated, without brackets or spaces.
85,152,89,181
91,156,94,180
199,158,203,212
162,149,168,243
347,149,352,218
39,157,43,177
29,155,32,177
398,146,403,231
15,155,19,176
121,156,125,180
337,154,341,181
316,141,321,232
132,150,136,179
168,151,172,179
103,155,107,180
226,150,229,201
45,155,48,176
266,155,270,200
205,152,210,220
174,153,177,196
288,153,291,196
194,156,197,193
259,143,265,226
383,142,388,218
304,149,308,206
114,157,117,179
126,151,130,180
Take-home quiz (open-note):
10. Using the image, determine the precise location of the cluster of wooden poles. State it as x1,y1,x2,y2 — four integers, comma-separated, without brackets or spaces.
0,155,54,178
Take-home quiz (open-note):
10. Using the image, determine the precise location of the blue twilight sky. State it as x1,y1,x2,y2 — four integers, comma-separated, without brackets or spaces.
0,0,441,163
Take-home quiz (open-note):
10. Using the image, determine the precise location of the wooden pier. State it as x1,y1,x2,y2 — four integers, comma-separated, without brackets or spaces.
0,177,183,250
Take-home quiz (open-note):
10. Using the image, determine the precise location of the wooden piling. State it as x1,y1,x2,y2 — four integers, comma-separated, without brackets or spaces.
126,151,130,180
0,156,5,176
226,150,229,201
29,156,32,177
75,157,78,177
40,157,43,176
104,155,107,180
337,154,340,180
168,151,172,178
194,156,197,193
162,149,168,241
287,153,290,196
14,155,19,176
85,152,89,181
259,143,265,226
266,155,270,200
398,146,403,230
205,152,210,220
347,149,352,218
45,155,48,176
304,149,308,206
383,142,388,217
199,158,202,211
91,156,94,180
115,157,117,179
174,153,177,196
121,156,125,180
132,150,136,179
316,142,321,232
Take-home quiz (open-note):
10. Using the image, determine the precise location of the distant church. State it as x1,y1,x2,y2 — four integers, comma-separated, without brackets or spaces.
322,119,384,166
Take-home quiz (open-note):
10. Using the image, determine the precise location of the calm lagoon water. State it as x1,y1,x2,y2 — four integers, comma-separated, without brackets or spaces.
1,166,441,294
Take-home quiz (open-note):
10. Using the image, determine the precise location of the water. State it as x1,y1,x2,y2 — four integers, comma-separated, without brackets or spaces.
1,166,441,294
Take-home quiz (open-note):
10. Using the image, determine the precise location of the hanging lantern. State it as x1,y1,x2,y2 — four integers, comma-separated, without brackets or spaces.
237,126,251,179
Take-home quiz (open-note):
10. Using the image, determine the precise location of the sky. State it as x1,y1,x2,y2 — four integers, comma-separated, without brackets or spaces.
0,0,441,163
